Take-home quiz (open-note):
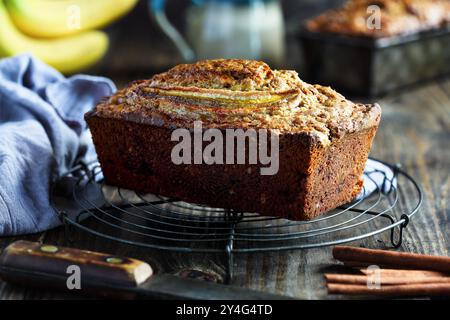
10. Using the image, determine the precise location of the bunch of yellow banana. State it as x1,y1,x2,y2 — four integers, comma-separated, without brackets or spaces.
0,0,138,73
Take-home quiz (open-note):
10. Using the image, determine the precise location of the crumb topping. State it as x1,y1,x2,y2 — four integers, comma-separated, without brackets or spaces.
91,59,381,146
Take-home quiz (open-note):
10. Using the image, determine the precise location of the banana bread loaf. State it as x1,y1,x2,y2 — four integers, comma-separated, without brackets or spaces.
85,59,381,220
306,0,450,38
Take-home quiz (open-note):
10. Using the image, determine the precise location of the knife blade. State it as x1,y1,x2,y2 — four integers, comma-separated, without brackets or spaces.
0,241,291,300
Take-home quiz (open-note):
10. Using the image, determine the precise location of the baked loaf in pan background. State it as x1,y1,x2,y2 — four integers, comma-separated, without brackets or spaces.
307,0,450,38
85,59,381,220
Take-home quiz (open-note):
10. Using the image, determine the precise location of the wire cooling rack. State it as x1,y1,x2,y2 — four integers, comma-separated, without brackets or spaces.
51,158,422,283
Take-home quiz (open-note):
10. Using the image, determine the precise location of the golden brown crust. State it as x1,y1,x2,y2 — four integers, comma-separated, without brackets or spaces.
306,0,450,38
89,59,381,146
149,59,302,92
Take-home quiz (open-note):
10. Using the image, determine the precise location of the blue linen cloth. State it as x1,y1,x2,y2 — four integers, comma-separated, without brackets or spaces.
0,54,115,236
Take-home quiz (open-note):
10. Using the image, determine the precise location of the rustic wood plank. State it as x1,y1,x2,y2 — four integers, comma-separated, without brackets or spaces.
370,80,450,257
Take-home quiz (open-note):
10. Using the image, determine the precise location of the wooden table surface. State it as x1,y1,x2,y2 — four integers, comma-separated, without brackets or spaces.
0,79,449,300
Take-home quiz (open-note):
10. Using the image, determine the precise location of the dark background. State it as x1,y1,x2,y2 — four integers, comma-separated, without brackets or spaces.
98,0,347,82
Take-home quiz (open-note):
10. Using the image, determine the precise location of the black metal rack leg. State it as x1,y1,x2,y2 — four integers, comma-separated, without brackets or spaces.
391,214,410,248
225,228,235,285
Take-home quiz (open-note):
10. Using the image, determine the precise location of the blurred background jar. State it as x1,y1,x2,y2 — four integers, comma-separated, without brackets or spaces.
150,0,286,66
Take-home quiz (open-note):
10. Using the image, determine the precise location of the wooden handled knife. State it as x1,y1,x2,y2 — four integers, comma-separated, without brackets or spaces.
0,241,290,300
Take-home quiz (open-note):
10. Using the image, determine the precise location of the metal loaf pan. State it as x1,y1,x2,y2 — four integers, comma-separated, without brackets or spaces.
298,26,450,97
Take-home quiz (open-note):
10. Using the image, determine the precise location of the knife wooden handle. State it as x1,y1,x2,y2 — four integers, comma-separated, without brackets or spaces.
0,241,293,300
0,241,153,292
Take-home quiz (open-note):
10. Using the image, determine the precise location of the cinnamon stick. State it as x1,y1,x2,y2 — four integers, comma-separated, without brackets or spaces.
358,268,449,278
324,273,450,285
333,246,450,273
327,283,450,296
